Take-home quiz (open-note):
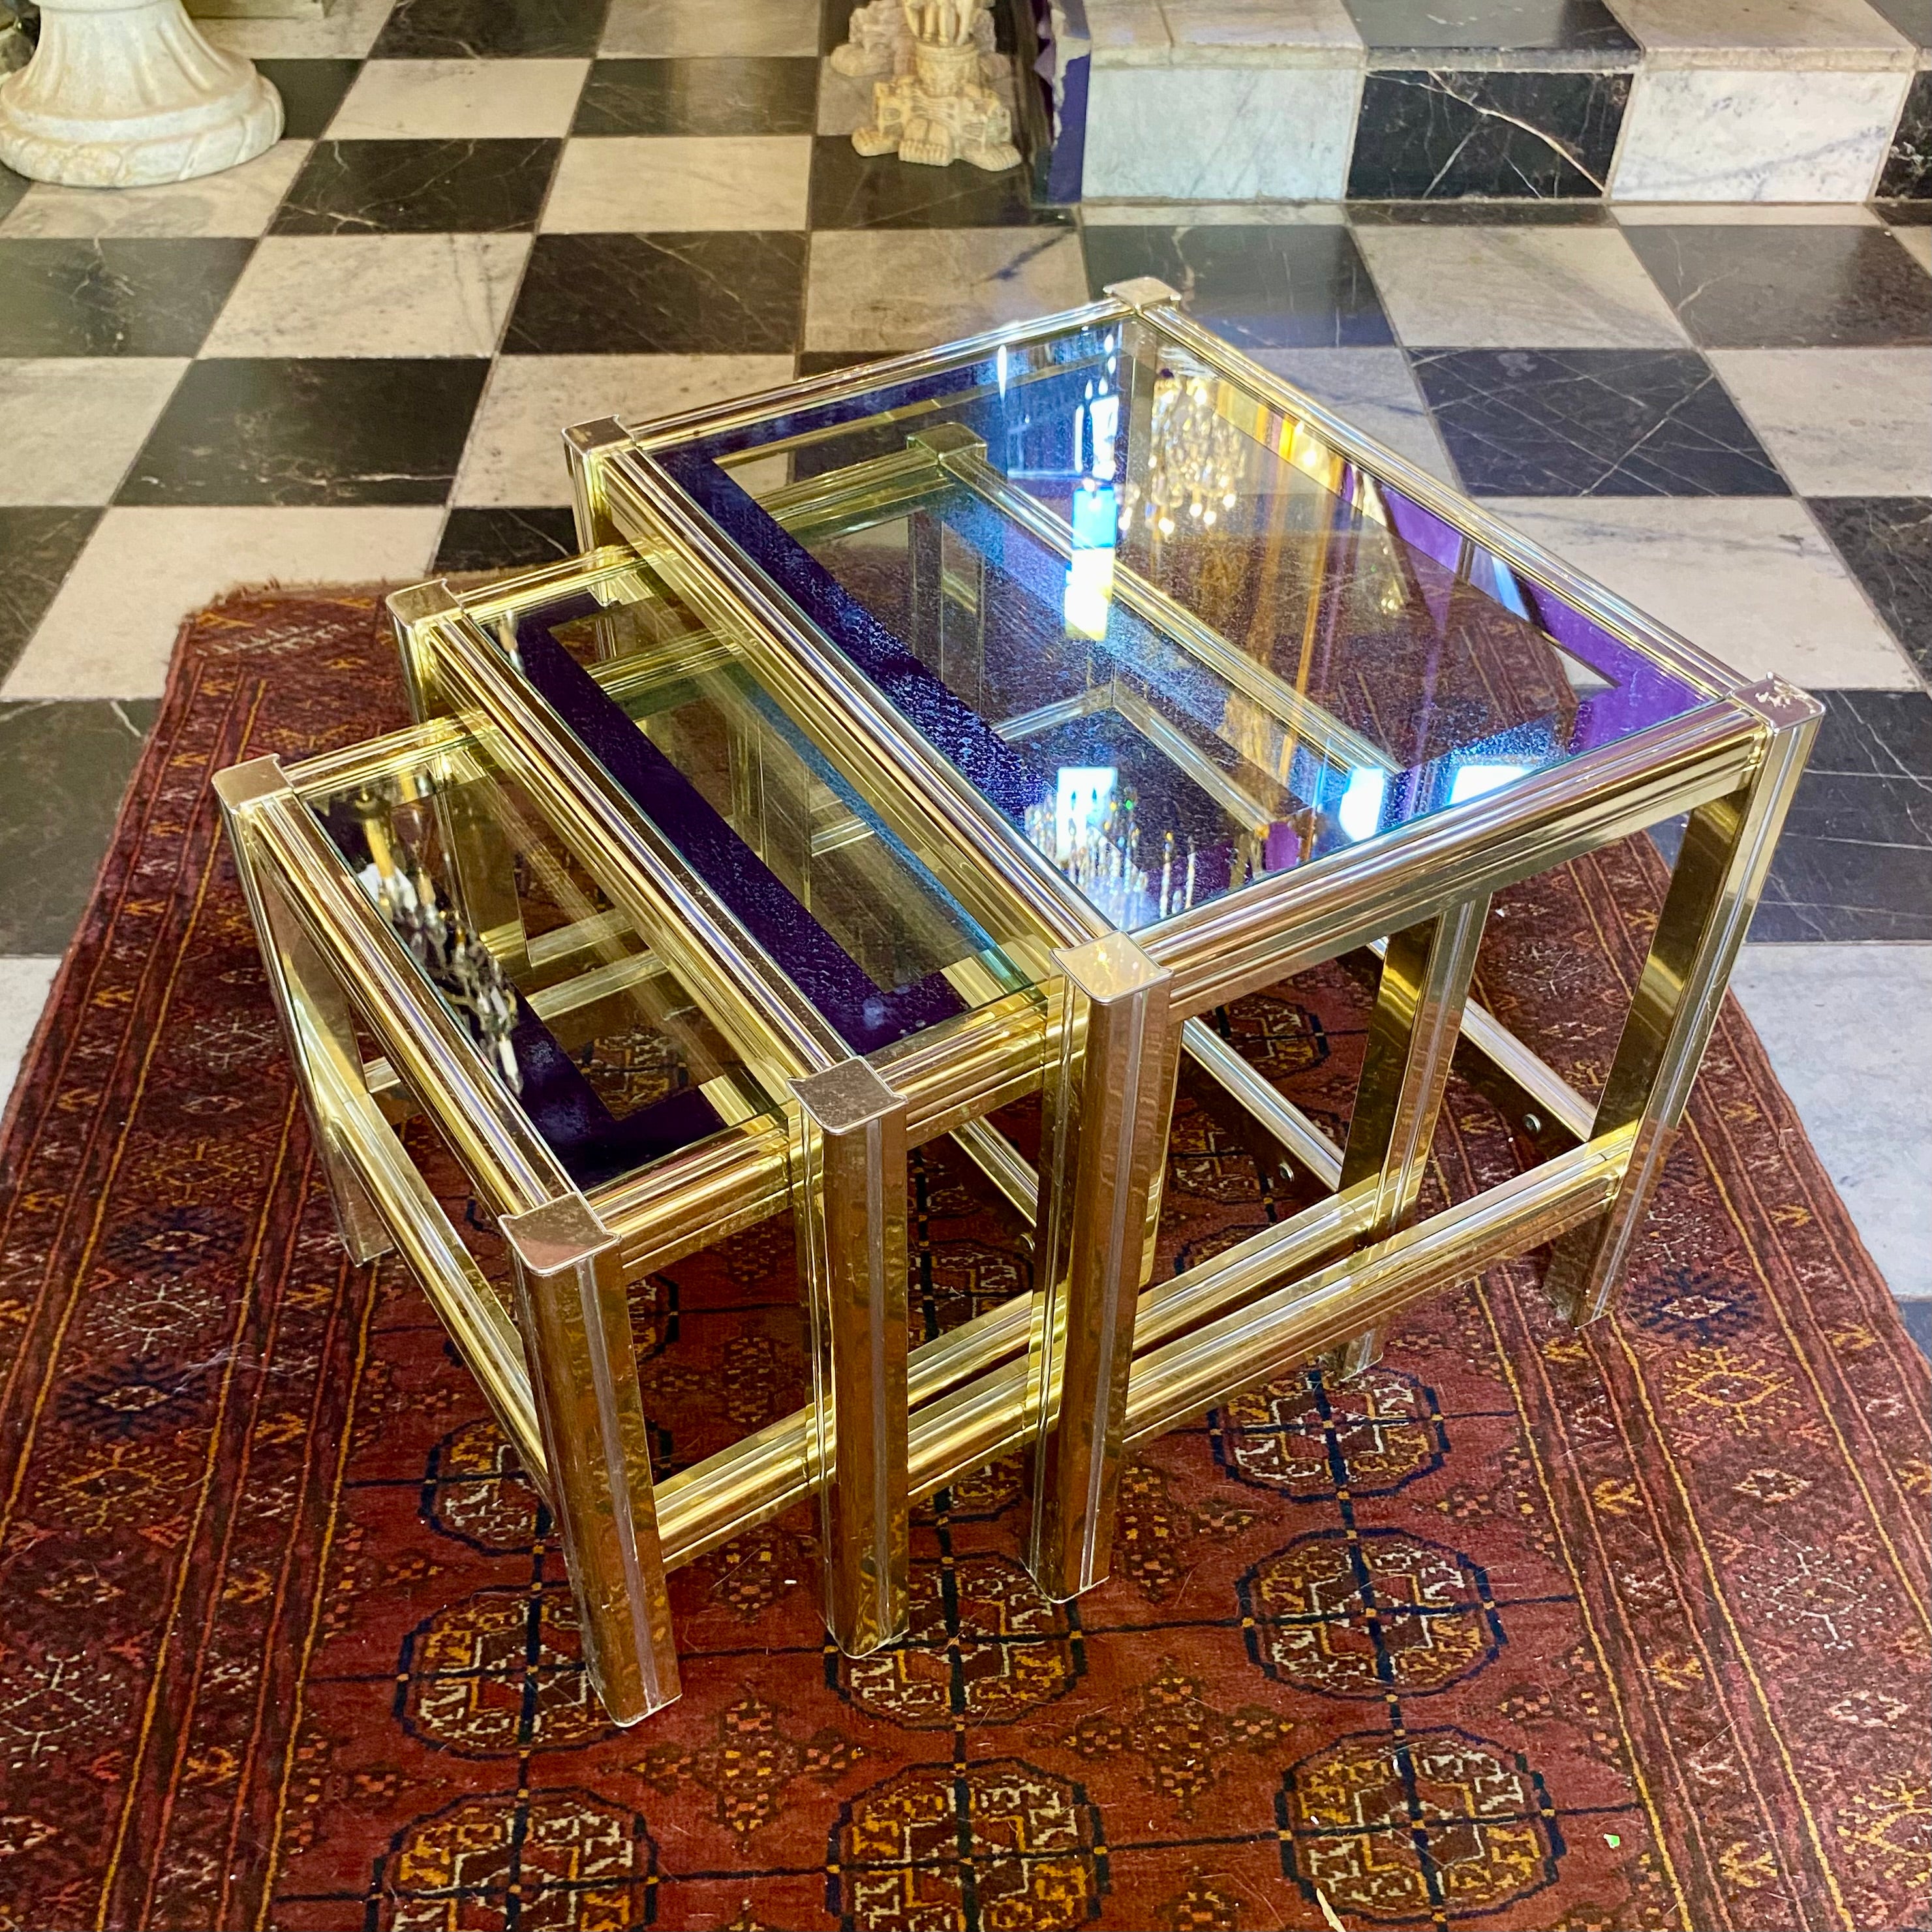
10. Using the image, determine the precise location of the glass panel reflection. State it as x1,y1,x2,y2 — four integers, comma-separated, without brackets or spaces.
663,316,1706,934
311,722,780,1192
460,554,1038,1057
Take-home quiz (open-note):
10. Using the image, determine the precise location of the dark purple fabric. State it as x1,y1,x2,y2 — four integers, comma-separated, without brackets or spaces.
659,448,1051,823
316,801,726,1190
504,1006,726,1192
1046,52,1088,204
513,610,968,1054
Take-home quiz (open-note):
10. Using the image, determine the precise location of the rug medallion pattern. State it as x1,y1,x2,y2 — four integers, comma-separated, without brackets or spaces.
0,594,1925,1931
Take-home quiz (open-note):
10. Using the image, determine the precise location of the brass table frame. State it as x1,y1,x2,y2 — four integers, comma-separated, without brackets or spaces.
217,282,1818,1730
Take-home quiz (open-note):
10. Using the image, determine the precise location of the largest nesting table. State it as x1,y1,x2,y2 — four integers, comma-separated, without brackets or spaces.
214,281,1818,1726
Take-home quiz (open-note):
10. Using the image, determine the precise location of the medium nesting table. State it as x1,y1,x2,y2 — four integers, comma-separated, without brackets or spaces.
217,281,1817,1728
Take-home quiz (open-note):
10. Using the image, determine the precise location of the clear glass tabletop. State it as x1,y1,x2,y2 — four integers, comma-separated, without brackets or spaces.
310,713,791,1193
439,547,1042,1066
651,316,1709,935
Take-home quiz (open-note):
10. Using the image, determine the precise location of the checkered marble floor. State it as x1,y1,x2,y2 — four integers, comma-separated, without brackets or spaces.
0,0,1927,1338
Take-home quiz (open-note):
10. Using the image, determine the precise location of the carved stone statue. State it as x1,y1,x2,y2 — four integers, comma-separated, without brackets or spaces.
851,0,1020,172
831,0,996,81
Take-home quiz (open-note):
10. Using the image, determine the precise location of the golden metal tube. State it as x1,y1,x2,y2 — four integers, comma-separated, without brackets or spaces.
1144,703,1761,1015
791,1060,912,1655
1027,935,1174,1600
1180,1016,1344,1189
653,1171,1380,1570
503,1197,682,1724
1546,677,1820,1324
1124,1126,1633,1445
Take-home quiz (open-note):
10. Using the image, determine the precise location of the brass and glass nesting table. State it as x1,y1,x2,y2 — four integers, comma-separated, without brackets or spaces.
215,281,1818,1728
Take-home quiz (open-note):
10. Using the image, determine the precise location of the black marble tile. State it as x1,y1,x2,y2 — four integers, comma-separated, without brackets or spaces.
822,0,859,55
572,57,818,135
1811,497,1932,680
1623,224,1932,349
504,232,806,354
1081,225,1394,350
1901,1298,1932,1364
271,138,559,234
1347,70,1628,199
0,164,26,225
808,135,1066,229
1866,0,1931,52
0,239,254,356
0,509,99,686
119,359,489,506
371,0,607,57
1411,347,1788,496
1349,198,1610,223
1750,689,1932,942
252,58,361,140
1343,0,1636,60
0,699,159,955
1877,199,1932,225
435,506,581,574
1878,69,1932,201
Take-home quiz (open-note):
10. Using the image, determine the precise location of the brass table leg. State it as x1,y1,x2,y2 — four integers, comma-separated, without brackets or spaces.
502,1197,682,1725
1547,677,1820,1326
791,1059,912,1657
216,762,393,1266
1028,935,1174,1602
1328,892,1492,1376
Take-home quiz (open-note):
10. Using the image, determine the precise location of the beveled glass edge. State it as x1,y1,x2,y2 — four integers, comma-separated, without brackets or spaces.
609,398,1775,980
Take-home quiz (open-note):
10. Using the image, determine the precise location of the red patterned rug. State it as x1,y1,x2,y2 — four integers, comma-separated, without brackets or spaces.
0,592,1926,1932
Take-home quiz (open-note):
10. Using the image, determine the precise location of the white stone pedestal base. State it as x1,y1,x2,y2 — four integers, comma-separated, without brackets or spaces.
0,0,283,188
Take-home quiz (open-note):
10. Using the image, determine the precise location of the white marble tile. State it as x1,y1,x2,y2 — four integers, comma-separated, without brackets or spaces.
0,361,188,506
1250,347,1456,483
602,0,818,58
805,230,1090,351
0,141,309,238
1610,69,1910,202
1607,0,1914,70
3,507,444,700
1892,226,1932,273
328,58,589,139
202,0,391,57
1711,348,1932,496
455,354,796,506
1087,0,1172,63
1484,495,1920,688
1730,942,1932,1299
1081,198,1347,223
0,957,59,1122
542,136,812,233
1354,226,1689,348
202,234,528,358
1161,0,1364,64
1613,201,1882,224
817,60,875,136
1082,65,1361,198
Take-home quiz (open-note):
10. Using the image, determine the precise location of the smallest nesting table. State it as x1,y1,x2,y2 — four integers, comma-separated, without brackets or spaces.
218,281,1817,1726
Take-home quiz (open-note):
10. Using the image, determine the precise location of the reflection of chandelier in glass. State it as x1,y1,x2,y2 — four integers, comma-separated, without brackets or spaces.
1120,372,1242,539
350,791,524,1094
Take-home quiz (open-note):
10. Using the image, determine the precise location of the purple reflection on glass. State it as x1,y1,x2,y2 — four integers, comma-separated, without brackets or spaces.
514,603,967,1055
1379,483,1702,754
660,448,1050,822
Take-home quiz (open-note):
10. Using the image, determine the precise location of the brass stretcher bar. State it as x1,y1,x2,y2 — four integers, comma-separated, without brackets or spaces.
218,285,1819,1730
